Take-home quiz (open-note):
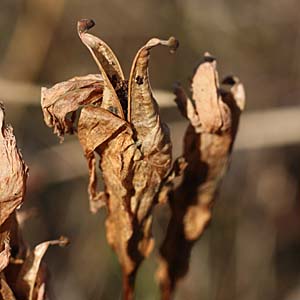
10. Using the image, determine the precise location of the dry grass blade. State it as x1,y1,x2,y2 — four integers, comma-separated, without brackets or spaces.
41,19,178,299
157,54,245,299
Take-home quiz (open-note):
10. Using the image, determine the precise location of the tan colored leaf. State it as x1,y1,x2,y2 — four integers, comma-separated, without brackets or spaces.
16,236,68,300
128,37,178,142
190,53,231,133
157,56,245,298
78,19,125,119
0,102,28,227
36,282,45,300
77,106,129,212
41,74,104,138
0,234,10,273
77,19,124,83
0,276,16,300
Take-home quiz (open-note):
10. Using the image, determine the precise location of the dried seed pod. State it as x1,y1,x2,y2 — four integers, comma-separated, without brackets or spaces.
157,55,245,299
41,19,178,299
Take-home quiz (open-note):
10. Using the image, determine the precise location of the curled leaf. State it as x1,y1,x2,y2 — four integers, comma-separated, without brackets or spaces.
0,102,28,226
16,236,69,300
0,234,10,273
78,20,125,119
41,74,104,138
157,55,245,298
128,36,178,142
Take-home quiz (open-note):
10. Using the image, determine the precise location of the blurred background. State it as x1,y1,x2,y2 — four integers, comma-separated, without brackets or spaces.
1,0,300,299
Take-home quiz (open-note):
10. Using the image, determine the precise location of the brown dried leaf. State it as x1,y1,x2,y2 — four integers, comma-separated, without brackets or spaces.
128,37,178,141
0,275,16,300
0,103,28,226
77,105,129,212
190,53,231,133
41,74,104,138
77,20,125,83
78,20,125,119
157,56,245,298
0,234,10,273
16,236,68,300
41,19,178,299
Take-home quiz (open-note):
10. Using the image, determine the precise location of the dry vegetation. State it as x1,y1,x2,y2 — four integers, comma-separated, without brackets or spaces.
0,102,68,300
2,1,300,300
35,19,244,299
1,18,244,299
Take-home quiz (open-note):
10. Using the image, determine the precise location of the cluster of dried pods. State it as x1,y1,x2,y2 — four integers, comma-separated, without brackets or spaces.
0,102,68,300
33,18,242,300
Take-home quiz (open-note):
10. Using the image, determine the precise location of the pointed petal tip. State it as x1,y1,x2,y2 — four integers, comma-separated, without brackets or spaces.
77,19,95,34
203,52,216,62
0,101,5,127
222,75,240,85
168,37,179,54
173,81,182,94
58,236,69,246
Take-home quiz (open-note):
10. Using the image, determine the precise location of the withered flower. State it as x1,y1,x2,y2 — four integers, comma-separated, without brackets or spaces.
0,102,28,226
41,19,178,298
0,102,68,300
157,53,245,299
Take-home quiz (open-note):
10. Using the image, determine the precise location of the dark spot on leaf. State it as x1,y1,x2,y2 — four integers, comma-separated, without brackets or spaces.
116,80,128,119
135,76,144,85
108,106,119,115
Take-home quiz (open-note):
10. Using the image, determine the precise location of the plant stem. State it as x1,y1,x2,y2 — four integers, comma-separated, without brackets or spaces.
123,272,135,300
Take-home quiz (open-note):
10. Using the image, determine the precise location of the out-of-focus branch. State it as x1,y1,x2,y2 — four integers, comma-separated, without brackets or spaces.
0,78,40,105
0,78,175,108
2,78,300,185
236,106,300,150
0,0,65,81
27,103,300,186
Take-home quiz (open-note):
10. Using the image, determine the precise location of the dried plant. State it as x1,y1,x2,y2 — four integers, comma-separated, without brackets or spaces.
0,102,68,300
41,19,178,299
157,54,245,299
41,19,244,299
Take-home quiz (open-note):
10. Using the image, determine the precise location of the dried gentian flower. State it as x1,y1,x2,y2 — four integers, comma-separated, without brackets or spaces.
157,53,245,299
41,19,178,299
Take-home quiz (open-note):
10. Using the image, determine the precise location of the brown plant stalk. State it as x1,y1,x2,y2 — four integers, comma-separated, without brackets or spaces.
157,54,245,299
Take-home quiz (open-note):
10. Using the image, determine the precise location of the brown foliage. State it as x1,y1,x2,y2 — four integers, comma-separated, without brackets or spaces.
157,54,245,299
0,102,68,300
41,19,178,299
41,19,244,299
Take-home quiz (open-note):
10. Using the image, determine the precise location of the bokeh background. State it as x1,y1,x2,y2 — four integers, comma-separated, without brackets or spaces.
1,0,300,299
